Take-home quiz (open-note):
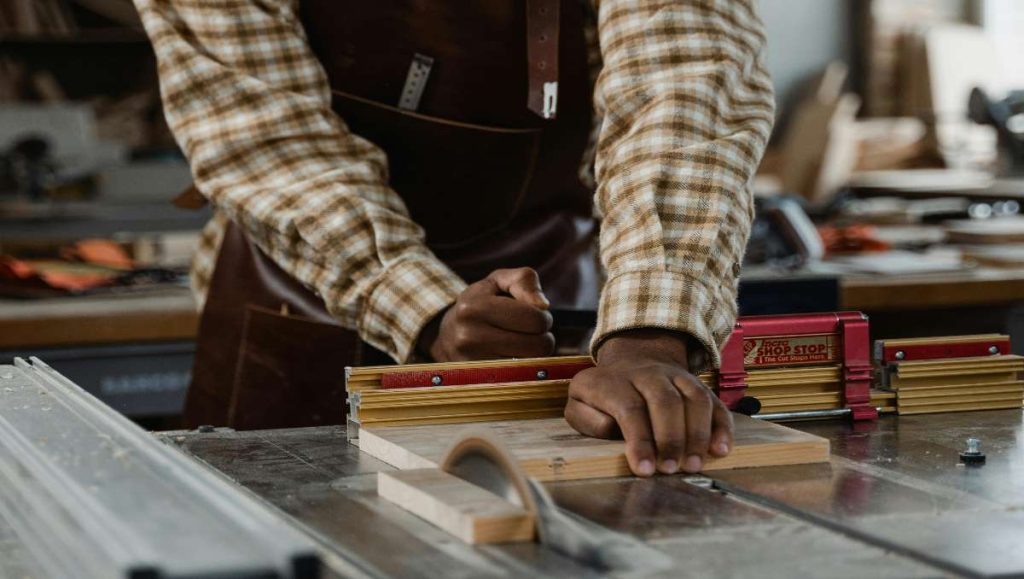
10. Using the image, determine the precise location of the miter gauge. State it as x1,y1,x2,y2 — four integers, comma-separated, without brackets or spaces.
441,432,673,575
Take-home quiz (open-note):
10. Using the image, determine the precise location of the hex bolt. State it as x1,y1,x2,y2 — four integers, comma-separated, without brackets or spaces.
536,369,548,380
895,351,906,360
989,345,1000,355
431,375,442,386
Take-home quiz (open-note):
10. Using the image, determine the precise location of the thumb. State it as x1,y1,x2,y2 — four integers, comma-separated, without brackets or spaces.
487,268,550,310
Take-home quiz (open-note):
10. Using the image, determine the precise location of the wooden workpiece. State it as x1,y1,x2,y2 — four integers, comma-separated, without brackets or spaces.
360,414,830,482
377,469,535,544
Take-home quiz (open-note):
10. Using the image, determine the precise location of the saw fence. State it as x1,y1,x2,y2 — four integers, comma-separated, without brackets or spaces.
347,310,1023,428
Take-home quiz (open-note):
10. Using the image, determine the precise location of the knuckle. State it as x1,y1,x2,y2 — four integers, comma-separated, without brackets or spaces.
687,432,711,453
453,327,472,348
568,370,597,394
513,269,539,287
612,396,646,420
648,386,681,409
454,300,475,319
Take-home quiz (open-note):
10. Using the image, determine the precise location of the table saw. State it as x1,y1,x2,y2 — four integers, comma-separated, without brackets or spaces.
2,358,1023,579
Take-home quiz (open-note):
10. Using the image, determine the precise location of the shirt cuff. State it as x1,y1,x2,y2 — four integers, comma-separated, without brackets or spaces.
591,270,739,372
360,257,467,363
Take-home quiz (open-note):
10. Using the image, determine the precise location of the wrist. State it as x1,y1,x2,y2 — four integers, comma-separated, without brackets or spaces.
415,308,447,361
596,328,691,369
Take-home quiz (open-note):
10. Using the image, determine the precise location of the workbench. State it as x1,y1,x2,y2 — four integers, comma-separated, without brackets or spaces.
85,410,1023,578
0,288,198,419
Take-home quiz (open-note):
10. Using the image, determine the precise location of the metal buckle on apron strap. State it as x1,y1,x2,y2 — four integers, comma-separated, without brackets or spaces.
527,0,560,119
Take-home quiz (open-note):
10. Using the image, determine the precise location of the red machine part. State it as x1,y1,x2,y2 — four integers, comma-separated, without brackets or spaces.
719,311,876,420
375,311,877,421
380,360,594,389
877,338,1011,363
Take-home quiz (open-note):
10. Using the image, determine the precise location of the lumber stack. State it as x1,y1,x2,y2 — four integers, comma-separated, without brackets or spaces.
876,335,1024,415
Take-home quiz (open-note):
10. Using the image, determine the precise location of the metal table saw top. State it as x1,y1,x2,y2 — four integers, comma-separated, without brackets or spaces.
134,410,1024,579
1,410,1021,578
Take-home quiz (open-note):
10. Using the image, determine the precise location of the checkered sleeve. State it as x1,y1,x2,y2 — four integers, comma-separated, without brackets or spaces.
590,0,775,370
135,0,466,362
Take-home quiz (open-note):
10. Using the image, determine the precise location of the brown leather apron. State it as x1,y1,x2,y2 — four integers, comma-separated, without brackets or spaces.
184,0,598,429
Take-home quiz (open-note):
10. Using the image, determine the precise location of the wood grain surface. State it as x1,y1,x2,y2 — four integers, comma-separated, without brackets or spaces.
377,469,535,544
360,414,830,482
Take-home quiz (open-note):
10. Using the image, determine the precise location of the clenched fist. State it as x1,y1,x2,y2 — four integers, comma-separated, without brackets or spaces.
418,268,555,361
565,329,734,477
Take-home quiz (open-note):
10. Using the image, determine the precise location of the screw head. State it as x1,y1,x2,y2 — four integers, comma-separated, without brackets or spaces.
895,351,906,360
989,345,1000,355
536,369,548,380
430,375,442,386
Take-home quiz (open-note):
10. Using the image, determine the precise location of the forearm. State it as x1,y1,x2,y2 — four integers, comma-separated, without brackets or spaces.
591,0,775,369
136,0,466,361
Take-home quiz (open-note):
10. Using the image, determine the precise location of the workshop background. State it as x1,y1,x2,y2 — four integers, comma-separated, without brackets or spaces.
2,0,1024,429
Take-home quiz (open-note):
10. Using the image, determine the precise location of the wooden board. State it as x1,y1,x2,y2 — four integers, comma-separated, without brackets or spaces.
360,414,830,482
377,469,534,544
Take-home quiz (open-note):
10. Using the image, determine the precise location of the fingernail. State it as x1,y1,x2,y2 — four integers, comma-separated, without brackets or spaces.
716,441,730,455
637,459,655,477
684,455,702,473
659,459,678,474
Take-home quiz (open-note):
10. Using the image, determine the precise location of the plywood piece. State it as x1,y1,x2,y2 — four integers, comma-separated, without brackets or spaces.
360,414,830,482
377,469,534,544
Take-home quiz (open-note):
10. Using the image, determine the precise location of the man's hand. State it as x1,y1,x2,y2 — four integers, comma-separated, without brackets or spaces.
419,268,555,362
565,329,734,477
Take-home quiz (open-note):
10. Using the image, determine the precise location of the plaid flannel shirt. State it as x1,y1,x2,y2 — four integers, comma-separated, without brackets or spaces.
136,0,774,368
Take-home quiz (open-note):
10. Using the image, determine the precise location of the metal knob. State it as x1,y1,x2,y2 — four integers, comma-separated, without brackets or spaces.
960,437,986,465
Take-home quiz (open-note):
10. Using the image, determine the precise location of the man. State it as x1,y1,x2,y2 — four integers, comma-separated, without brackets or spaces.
136,0,774,477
